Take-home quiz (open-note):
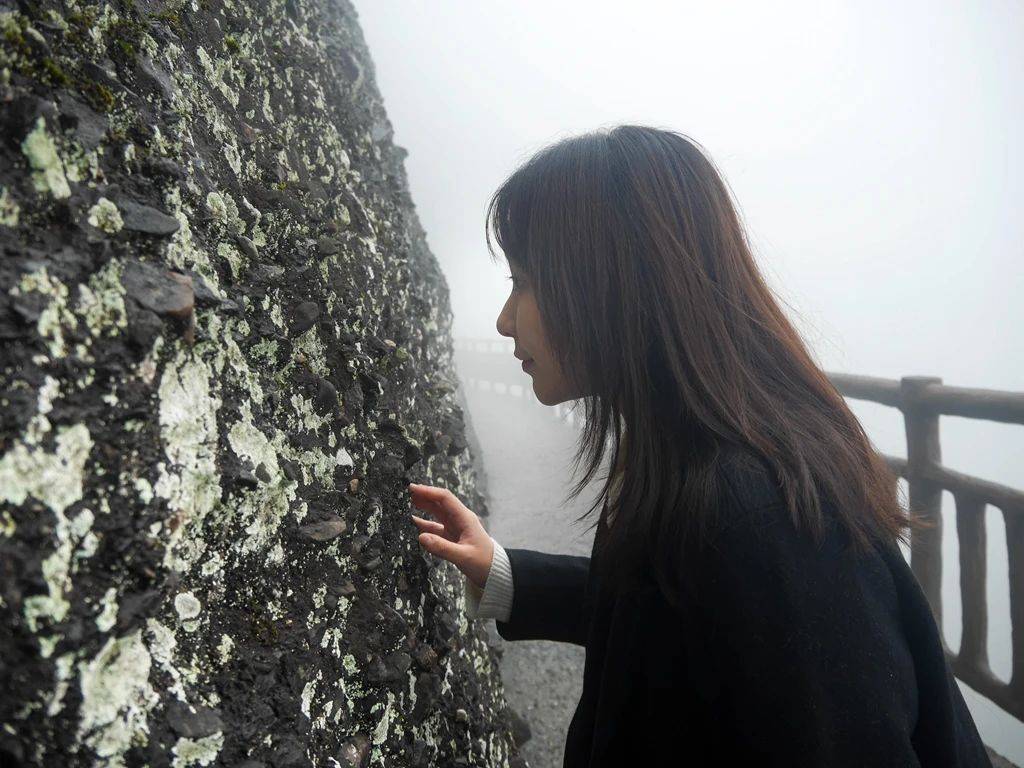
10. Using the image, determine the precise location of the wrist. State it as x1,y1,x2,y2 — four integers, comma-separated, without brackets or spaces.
471,536,495,591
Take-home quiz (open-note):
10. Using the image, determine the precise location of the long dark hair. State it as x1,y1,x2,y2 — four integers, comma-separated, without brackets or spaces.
485,125,932,609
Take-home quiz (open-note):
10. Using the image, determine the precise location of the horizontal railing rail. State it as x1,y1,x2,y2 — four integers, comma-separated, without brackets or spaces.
454,337,1023,724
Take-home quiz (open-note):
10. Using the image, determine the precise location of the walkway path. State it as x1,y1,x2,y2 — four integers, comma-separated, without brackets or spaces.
455,374,604,768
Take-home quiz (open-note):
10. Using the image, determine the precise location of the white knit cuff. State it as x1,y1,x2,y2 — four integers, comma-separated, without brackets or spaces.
464,537,514,622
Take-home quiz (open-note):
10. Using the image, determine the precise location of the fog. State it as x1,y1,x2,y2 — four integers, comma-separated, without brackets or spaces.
358,1,1023,761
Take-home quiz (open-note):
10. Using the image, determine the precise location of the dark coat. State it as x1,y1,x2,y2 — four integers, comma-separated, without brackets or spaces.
495,449,993,767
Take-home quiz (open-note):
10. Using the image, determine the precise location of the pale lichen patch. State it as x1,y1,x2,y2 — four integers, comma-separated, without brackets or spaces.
21,116,71,199
78,630,159,766
300,669,323,719
9,265,79,357
146,619,187,702
217,634,233,665
289,392,330,434
217,241,245,280
174,592,202,621
165,186,223,296
95,587,119,632
226,401,297,555
293,325,329,377
342,654,358,675
0,185,20,227
76,258,127,338
370,691,398,749
0,509,15,538
47,652,76,716
154,349,223,573
134,477,154,505
205,191,227,222
172,731,224,768
2,422,93,632
87,197,124,233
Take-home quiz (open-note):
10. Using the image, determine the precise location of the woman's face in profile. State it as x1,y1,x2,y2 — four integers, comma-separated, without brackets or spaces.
495,263,582,406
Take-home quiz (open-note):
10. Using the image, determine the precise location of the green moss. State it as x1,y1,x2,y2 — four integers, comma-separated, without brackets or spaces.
152,10,183,34
41,57,72,87
81,80,116,113
107,15,146,64
66,8,99,33
224,34,240,55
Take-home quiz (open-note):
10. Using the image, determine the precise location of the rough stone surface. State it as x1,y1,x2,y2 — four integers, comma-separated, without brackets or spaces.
0,1,518,766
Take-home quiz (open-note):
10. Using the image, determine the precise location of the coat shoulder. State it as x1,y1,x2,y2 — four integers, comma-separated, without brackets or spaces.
715,443,786,514
704,443,847,564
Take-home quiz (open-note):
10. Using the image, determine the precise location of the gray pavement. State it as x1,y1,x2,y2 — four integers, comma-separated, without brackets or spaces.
456,377,605,768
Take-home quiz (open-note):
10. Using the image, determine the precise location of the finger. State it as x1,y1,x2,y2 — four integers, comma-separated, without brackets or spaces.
417,531,467,566
408,484,470,531
408,489,446,517
409,514,450,539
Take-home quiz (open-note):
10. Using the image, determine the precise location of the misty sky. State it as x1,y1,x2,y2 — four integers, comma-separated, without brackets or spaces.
359,0,1022,483
357,2,1023,757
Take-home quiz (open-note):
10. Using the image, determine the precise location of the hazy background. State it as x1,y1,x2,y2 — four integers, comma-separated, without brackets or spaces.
358,0,1022,761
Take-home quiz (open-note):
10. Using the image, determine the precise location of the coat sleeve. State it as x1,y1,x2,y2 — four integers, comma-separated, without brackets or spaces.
464,537,514,622
697,499,924,767
494,548,591,646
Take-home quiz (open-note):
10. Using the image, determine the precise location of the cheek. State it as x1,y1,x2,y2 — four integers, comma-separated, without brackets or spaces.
519,300,544,340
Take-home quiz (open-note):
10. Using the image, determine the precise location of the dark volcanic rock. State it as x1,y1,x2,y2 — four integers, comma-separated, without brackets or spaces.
117,198,181,235
0,1,518,766
291,300,320,336
165,701,224,739
122,260,195,319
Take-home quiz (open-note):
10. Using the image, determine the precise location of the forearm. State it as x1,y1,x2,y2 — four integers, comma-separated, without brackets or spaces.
494,548,591,646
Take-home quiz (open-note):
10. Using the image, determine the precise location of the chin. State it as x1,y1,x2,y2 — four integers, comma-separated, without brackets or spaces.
533,387,573,407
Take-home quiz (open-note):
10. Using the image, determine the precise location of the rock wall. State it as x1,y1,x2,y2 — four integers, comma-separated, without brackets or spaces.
0,1,522,766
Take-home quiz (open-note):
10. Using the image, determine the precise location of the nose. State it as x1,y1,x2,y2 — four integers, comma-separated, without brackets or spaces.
496,295,514,339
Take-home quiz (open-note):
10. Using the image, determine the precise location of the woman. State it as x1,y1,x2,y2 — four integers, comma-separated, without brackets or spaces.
408,125,992,767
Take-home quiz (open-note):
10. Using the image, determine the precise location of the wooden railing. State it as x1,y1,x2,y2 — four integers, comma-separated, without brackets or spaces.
830,373,1024,723
453,337,1024,724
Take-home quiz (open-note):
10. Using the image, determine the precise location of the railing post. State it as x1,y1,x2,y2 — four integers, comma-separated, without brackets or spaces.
902,376,945,643
955,492,988,670
1007,509,1024,702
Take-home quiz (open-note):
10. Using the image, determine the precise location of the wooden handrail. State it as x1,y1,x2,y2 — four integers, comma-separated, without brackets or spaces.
828,372,1024,425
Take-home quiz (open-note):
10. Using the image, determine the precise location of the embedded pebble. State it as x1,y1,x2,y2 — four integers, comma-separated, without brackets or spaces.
291,301,321,336
117,199,181,235
122,261,195,319
298,518,347,541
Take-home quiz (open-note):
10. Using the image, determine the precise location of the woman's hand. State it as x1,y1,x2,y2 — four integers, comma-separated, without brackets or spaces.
408,483,494,591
